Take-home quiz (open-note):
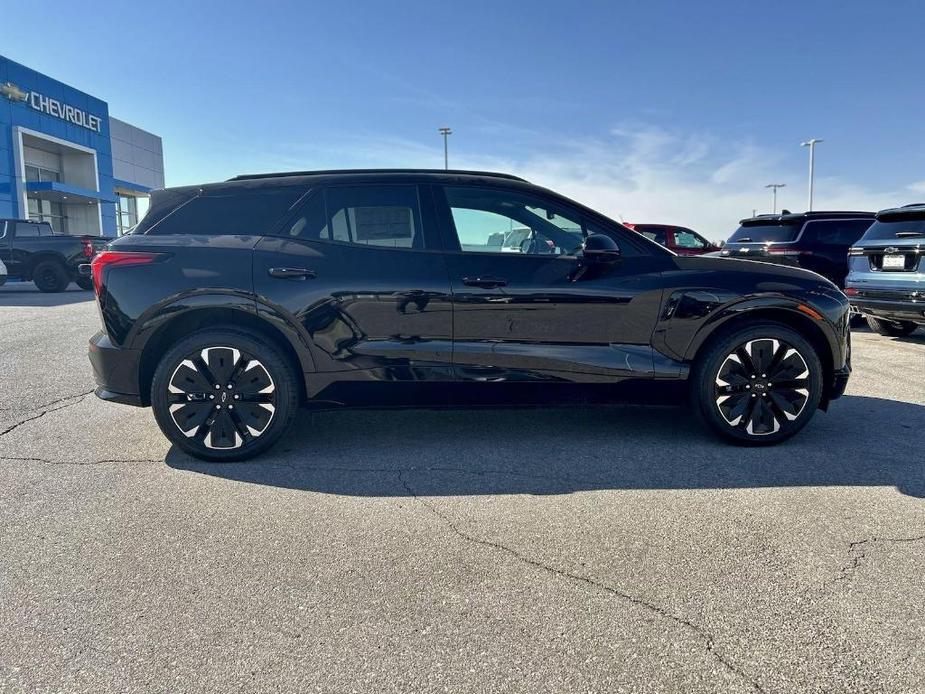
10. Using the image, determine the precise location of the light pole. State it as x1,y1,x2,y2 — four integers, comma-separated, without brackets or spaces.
800,138,823,211
765,183,786,214
438,127,452,170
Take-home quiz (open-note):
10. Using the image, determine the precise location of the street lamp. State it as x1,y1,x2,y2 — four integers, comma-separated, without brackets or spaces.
438,127,452,170
800,138,823,211
765,183,786,214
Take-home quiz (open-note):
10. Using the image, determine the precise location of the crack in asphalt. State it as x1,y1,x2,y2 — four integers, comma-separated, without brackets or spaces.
1,456,160,467
397,469,767,694
829,535,925,589
0,390,94,438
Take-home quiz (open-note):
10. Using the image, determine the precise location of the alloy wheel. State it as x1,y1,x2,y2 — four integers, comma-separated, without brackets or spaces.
713,338,810,436
167,346,276,450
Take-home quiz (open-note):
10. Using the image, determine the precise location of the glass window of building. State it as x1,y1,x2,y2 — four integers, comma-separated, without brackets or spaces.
117,195,140,235
27,197,68,234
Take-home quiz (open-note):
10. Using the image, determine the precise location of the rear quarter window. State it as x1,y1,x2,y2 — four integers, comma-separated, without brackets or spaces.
147,189,305,235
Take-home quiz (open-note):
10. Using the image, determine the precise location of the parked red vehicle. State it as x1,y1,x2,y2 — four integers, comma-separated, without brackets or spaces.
623,223,719,255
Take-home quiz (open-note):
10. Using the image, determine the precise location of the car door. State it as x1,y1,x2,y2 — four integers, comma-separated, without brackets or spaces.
799,219,874,286
253,182,454,383
431,184,672,382
0,222,11,270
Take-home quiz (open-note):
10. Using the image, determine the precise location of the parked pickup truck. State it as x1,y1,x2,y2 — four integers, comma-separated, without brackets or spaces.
0,219,107,292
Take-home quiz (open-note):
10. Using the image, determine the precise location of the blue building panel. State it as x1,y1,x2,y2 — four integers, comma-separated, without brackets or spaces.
1,54,158,238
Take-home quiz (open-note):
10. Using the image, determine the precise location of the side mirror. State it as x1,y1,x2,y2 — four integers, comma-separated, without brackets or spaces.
582,233,621,263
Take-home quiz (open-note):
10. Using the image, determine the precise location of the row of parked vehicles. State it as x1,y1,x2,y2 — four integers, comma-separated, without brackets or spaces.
622,208,924,336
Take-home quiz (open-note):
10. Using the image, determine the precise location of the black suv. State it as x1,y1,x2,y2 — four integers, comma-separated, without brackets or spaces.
88,170,852,461
720,211,875,287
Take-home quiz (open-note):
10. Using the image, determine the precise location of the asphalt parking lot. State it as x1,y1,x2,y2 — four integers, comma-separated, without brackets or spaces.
1,283,923,694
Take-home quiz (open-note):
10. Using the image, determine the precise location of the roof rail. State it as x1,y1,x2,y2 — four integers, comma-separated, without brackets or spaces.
228,168,528,182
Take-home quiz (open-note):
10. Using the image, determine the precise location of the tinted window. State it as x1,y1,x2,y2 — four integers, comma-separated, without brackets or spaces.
802,219,872,245
15,223,40,237
148,189,304,235
633,226,668,245
728,223,801,243
860,218,925,241
283,185,424,249
444,186,585,256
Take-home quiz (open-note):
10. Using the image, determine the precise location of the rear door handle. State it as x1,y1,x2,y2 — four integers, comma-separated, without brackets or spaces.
462,276,507,288
268,267,317,280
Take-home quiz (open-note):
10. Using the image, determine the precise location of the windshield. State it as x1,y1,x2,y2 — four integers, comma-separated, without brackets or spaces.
861,219,925,241
728,223,801,243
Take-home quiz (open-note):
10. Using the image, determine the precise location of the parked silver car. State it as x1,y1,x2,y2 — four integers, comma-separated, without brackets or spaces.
845,204,924,336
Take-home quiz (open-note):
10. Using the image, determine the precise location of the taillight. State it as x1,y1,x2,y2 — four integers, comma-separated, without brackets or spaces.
90,251,163,295
844,287,859,296
848,247,864,256
80,237,94,258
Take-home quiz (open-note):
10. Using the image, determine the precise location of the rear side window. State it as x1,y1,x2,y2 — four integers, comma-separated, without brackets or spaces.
283,185,424,250
634,226,668,245
15,222,40,237
147,189,305,235
802,219,872,245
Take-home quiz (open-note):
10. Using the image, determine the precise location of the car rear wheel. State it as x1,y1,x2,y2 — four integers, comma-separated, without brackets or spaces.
865,315,918,337
32,260,69,293
691,323,823,445
151,329,299,462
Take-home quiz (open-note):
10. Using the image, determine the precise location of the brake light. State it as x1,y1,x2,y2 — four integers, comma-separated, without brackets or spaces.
91,251,162,295
80,237,95,258
844,287,859,296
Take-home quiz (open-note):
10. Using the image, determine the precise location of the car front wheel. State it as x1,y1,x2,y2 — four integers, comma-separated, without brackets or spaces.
151,329,299,461
691,323,823,445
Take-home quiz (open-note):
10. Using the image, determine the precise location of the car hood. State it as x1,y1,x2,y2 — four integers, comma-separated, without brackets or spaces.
673,254,838,288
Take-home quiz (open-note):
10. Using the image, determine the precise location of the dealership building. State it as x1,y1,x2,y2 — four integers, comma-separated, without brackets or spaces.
0,55,164,237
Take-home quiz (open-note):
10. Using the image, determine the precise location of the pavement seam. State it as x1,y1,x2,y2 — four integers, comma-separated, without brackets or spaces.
0,389,94,438
397,469,767,694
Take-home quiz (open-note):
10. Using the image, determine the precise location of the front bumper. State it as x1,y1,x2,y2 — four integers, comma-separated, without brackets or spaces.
88,330,145,407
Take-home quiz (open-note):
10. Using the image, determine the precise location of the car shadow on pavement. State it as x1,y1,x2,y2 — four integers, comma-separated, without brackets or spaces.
165,394,925,498
0,284,93,307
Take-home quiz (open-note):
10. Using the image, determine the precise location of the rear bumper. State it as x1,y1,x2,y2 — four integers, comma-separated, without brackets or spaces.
88,330,145,407
850,297,925,325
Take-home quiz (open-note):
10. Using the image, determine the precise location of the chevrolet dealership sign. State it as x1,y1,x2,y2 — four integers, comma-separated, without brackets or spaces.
2,81,102,133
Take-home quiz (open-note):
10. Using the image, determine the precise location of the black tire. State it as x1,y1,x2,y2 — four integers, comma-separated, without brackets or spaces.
865,315,918,337
690,322,824,445
75,276,94,291
151,329,299,462
848,311,865,328
32,260,69,293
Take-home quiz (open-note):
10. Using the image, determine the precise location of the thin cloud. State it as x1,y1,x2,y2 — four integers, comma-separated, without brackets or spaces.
265,126,910,239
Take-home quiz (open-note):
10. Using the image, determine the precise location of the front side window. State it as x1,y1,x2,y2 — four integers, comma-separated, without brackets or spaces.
443,186,585,256
673,229,707,248
284,185,424,250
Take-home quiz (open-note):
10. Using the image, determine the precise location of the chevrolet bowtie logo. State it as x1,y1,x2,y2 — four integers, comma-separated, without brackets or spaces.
1,82,28,102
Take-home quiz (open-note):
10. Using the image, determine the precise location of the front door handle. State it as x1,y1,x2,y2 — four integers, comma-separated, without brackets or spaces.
462,276,507,288
268,267,317,280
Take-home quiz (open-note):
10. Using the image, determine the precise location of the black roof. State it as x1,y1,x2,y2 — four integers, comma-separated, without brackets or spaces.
227,168,528,183
739,210,875,225
876,203,925,221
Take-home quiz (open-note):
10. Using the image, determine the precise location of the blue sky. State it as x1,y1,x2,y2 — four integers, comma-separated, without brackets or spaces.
4,0,924,235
